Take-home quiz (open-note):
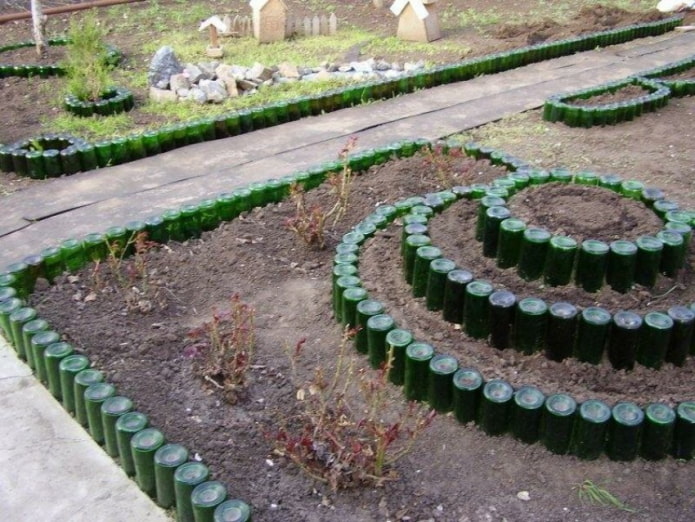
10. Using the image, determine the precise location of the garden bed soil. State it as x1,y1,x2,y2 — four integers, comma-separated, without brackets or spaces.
566,85,651,106
29,96,695,521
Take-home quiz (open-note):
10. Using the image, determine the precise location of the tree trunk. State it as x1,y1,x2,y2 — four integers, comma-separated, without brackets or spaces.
31,0,47,58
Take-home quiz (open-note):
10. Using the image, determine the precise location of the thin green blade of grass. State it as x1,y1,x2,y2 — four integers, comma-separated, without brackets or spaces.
576,480,638,513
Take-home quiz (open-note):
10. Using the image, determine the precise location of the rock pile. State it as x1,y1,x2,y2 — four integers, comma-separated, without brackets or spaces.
148,46,426,104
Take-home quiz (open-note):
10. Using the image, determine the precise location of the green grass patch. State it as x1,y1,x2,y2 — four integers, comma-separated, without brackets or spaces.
575,480,637,513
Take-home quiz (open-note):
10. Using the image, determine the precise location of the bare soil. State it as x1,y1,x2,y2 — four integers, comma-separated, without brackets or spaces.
4,1,695,521
30,94,695,521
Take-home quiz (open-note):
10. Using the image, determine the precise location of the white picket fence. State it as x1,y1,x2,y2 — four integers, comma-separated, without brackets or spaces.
221,13,338,38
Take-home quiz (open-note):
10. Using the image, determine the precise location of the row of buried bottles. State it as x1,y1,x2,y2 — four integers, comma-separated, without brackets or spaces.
0,305,250,522
642,56,695,97
64,86,135,118
543,78,671,128
0,38,121,79
330,221,695,462
0,15,682,178
470,167,693,293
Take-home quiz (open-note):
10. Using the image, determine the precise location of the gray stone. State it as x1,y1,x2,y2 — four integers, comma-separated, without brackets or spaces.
404,60,426,72
176,88,190,98
237,78,259,91
215,65,240,97
197,62,218,80
351,58,375,73
383,69,402,79
199,79,228,103
375,59,391,71
187,87,207,104
229,65,249,80
247,62,273,81
184,63,205,83
277,62,300,79
338,65,353,73
148,46,183,89
149,86,178,103
169,73,191,92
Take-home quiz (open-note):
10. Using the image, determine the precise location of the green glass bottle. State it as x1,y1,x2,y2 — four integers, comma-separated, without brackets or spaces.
479,380,514,436
541,393,577,455
636,312,673,370
673,402,695,460
73,368,104,427
496,218,526,269
574,307,611,364
427,354,458,413
511,385,546,444
464,280,494,340
404,342,434,402
425,258,455,312
475,196,506,241
546,302,578,362
214,499,251,522
402,234,431,284
60,238,87,273
44,341,74,399
452,368,483,424
30,330,60,382
58,354,90,414
666,306,695,366
85,382,117,443
513,297,548,355
640,402,675,460
354,300,384,355
657,230,685,277
154,443,189,508
341,287,368,330
543,236,577,286
385,328,413,386
101,396,133,457
571,399,611,460
442,269,473,324
131,427,166,497
191,481,227,522
606,240,637,293
488,290,516,350
411,246,442,298
517,228,551,281
8,307,37,359
620,179,645,200
575,239,609,292
334,275,360,324
174,462,210,522
634,235,663,287
115,411,149,476
606,402,644,461
608,311,642,370
366,314,395,369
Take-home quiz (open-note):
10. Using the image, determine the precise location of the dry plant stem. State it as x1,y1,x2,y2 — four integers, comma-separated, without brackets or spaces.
275,328,435,491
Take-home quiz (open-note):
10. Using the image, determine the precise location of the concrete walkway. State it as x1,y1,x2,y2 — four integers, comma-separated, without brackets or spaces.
1,30,694,521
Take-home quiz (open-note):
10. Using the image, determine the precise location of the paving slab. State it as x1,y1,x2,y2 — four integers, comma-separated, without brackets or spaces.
0,29,694,521
0,334,172,522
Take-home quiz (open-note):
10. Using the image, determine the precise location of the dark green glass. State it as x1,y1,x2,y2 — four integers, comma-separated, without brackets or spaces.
511,385,545,443
488,290,516,350
4,261,31,298
606,240,637,293
425,258,455,312
541,393,577,455
479,380,514,436
452,368,483,424
385,328,413,386
574,307,611,364
154,443,189,508
574,171,598,186
215,193,239,222
571,399,611,460
636,311,673,369
496,218,526,269
197,199,219,232
598,173,623,192
101,396,134,457
44,341,74,399
464,280,494,340
620,179,645,200
59,145,82,174
634,235,663,287
214,499,252,522
341,286,368,330
85,382,117,443
528,169,550,185
607,402,644,461
74,368,104,427
131,427,166,497
640,403,675,460
401,223,428,256
77,143,98,171
60,238,87,273
550,168,573,183
442,269,473,324
657,230,685,277
575,239,609,292
83,232,108,262
94,140,113,168
404,342,434,402
412,246,442,297
543,236,577,286
535,299,575,362
403,234,431,284
483,206,512,258
8,307,37,359
475,196,506,241
162,209,186,242
334,275,360,323
179,204,201,239
653,199,680,220
666,306,694,366
145,215,168,244
25,150,45,179
0,297,23,341
608,311,642,370
191,481,227,522
21,318,48,370
116,412,150,476
367,314,395,369
517,228,551,281
174,462,211,522
334,253,358,266
30,330,60,382
105,225,128,255
514,297,548,355
427,354,458,413
664,221,692,246
673,402,695,460
58,354,90,414
641,187,665,208
41,246,63,283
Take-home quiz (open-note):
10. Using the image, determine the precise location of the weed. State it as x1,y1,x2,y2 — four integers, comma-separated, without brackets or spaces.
575,480,637,513
89,231,162,313
273,330,436,491
61,10,115,102
420,141,474,189
185,295,256,404
285,136,357,249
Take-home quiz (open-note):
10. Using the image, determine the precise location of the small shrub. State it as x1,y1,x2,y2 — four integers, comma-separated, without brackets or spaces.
62,10,114,102
185,295,256,404
285,137,357,249
273,330,436,491
420,142,472,189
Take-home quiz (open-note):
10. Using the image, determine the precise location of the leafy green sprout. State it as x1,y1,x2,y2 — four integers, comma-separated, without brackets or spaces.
575,480,637,513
